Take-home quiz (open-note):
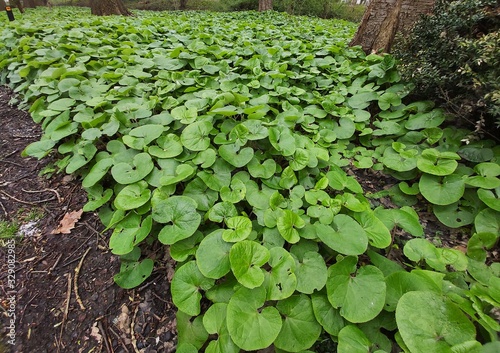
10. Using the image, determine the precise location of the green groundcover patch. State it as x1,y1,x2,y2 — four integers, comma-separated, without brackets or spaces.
1,7,498,352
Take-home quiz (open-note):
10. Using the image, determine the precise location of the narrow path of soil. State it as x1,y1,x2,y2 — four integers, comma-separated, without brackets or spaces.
0,86,177,353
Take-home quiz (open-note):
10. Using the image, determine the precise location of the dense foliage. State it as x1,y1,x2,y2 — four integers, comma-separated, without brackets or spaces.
0,7,499,353
394,0,500,131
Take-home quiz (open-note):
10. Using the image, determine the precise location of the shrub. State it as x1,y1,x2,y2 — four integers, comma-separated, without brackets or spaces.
394,0,500,132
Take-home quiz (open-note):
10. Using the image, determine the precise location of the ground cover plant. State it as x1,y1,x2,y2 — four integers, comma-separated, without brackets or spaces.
0,6,499,353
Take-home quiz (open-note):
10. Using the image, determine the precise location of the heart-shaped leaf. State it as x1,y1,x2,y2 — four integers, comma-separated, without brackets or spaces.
181,120,213,151
122,124,164,150
419,174,466,205
203,303,239,353
113,181,151,211
417,148,459,176
153,196,201,245
227,286,282,351
109,214,152,255
274,294,322,352
230,240,270,289
277,210,305,244
219,144,254,168
196,230,232,279
327,256,386,323
171,261,215,316
316,214,368,255
311,291,345,336
114,258,154,289
223,216,253,242
149,134,184,159
111,152,154,184
396,291,476,353
265,247,297,300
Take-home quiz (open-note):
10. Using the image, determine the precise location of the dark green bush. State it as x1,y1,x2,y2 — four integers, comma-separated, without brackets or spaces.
394,0,500,131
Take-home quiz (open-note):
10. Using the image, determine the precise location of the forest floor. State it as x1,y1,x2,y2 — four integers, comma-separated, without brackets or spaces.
0,86,177,353
0,84,479,353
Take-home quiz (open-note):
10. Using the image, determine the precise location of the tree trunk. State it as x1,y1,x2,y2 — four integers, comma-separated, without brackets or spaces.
90,0,131,16
259,0,272,11
11,0,24,12
179,0,188,10
350,0,435,53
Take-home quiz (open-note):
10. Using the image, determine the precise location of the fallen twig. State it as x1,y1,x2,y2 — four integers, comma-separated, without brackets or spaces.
48,253,63,273
131,305,141,353
0,190,55,205
108,325,130,353
98,319,114,353
74,247,91,310
58,273,72,353
22,187,63,203
0,199,9,220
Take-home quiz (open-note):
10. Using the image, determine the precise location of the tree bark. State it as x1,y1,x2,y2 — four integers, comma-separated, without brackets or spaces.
259,0,272,11
350,0,435,53
179,0,188,10
90,0,131,16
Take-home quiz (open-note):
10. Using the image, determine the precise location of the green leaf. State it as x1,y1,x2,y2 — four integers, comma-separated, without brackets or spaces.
22,139,56,159
433,202,475,228
247,157,277,179
274,295,322,352
203,303,239,353
109,215,152,255
83,186,113,212
477,188,500,211
315,214,368,255
277,210,305,244
176,311,209,349
291,249,327,294
181,120,213,151
311,291,345,336
417,148,459,176
171,261,215,316
337,325,371,353
229,240,270,289
382,147,417,172
111,152,154,185
265,247,297,300
148,134,184,159
47,97,76,111
373,207,424,237
354,210,392,249
207,201,238,223
114,181,151,211
348,91,378,109
378,92,402,110
196,230,232,279
159,163,195,186
219,144,254,168
223,216,252,242
396,291,476,353
153,196,201,245
122,124,164,150
153,56,187,70
419,174,466,206
220,178,246,203
405,109,446,130
474,208,500,235
327,256,386,323
227,286,282,351
114,254,153,289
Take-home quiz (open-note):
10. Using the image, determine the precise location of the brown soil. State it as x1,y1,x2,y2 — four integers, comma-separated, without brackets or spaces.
0,86,177,353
